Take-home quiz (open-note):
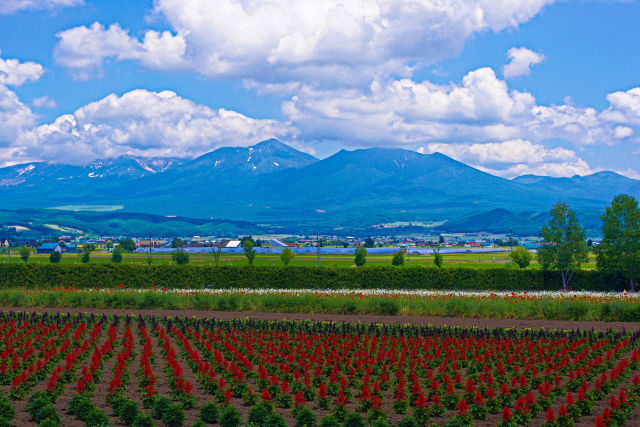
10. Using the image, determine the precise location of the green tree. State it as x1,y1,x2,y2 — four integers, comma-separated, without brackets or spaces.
212,245,222,266
538,202,588,291
392,249,404,266
171,237,183,248
119,238,136,252
172,249,190,265
509,247,532,268
19,245,30,263
363,237,375,248
105,240,113,249
243,238,256,266
81,247,90,263
587,238,593,247
595,194,640,291
111,247,123,263
439,235,445,244
433,246,443,268
279,247,295,266
49,250,61,263
354,246,367,267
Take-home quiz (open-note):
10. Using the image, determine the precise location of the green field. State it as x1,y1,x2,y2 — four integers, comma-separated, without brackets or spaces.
0,249,598,269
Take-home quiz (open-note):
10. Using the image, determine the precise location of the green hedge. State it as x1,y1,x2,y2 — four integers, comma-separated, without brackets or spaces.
0,264,630,291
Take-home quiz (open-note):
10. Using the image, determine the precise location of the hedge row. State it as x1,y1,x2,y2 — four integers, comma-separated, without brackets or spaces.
0,264,630,291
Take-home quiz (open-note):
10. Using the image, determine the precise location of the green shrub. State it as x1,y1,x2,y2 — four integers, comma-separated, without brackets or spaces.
199,402,219,424
132,411,156,427
191,421,206,427
85,408,109,427
219,405,242,427
28,391,52,420
343,412,366,427
33,405,60,424
151,396,172,420
247,404,270,425
68,394,94,420
397,416,418,427
318,415,340,427
0,394,14,420
118,399,140,425
161,404,185,427
38,418,61,427
294,406,316,427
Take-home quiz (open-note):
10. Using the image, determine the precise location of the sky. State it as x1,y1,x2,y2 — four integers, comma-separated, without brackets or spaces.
1,0,640,179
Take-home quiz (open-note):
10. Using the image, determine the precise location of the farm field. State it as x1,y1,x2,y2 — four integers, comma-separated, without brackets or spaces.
0,251,599,270
2,309,640,427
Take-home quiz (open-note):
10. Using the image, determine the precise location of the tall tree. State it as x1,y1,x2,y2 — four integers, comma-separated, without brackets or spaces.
280,248,295,266
392,249,405,266
354,246,367,267
433,246,443,268
119,238,136,252
509,247,532,268
19,245,30,263
171,237,183,248
243,238,256,266
364,237,375,248
538,202,588,291
595,194,640,291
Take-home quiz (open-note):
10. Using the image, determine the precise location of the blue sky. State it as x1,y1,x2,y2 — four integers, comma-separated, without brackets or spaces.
1,0,639,179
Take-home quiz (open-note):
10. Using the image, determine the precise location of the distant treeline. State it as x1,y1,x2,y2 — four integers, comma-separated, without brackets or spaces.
0,264,630,291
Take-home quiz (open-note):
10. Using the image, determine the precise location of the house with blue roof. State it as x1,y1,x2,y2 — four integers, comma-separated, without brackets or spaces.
37,243,62,254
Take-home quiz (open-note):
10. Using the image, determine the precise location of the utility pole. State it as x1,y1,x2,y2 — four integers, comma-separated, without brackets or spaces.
6,227,10,262
148,232,152,265
316,233,321,267
510,228,513,251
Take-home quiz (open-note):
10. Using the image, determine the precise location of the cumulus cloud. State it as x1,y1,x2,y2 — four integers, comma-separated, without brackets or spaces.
0,0,82,15
54,0,553,83
55,22,186,79
282,66,637,148
422,139,595,178
0,52,45,86
18,89,295,164
0,53,42,157
503,47,545,79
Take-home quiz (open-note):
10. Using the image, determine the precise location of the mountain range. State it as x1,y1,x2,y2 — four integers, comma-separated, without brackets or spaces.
1,138,637,236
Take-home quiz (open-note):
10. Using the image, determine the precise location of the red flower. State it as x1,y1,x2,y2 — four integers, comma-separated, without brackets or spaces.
294,390,305,407
261,388,272,400
501,406,513,422
545,408,555,423
457,398,469,415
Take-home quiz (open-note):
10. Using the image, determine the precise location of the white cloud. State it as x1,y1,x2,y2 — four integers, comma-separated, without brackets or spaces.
55,22,186,79
283,67,537,144
0,85,37,146
421,139,595,178
503,47,545,79
0,0,82,15
0,53,42,158
18,89,295,164
32,95,57,108
54,0,553,83
282,66,639,148
0,51,45,86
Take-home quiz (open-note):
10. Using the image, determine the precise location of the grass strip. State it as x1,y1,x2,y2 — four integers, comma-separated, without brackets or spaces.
1,288,639,322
